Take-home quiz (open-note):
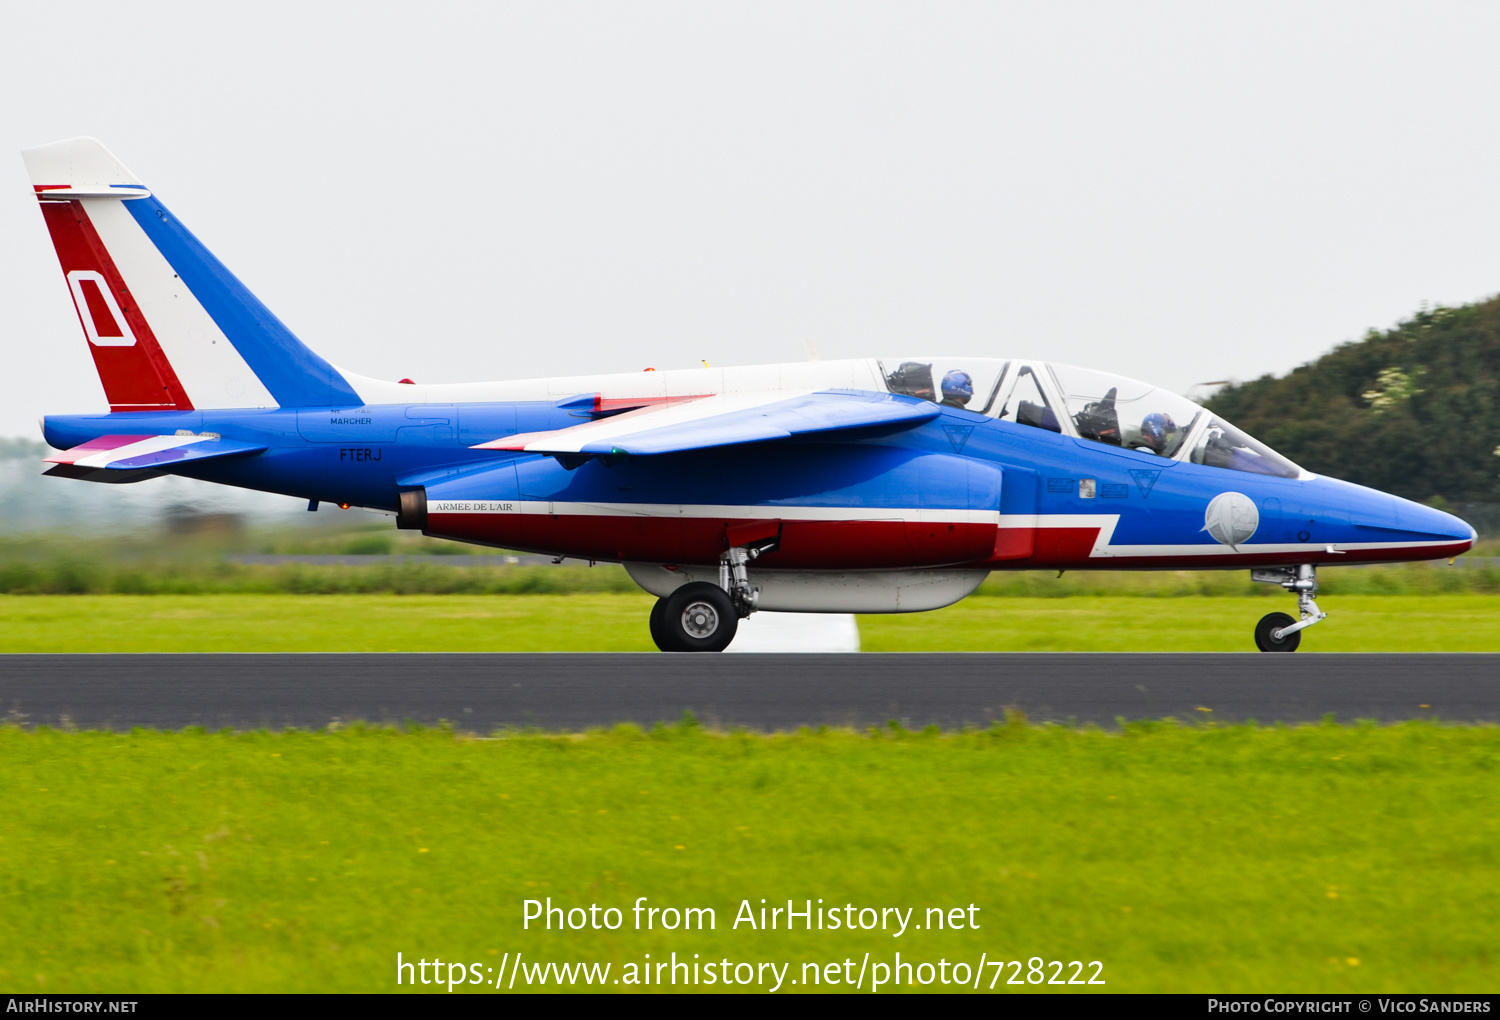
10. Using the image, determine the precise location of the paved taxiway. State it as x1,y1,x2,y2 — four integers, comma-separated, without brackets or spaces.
0,653,1495,731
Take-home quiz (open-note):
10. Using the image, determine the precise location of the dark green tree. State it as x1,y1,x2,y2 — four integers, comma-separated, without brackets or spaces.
1205,298,1500,504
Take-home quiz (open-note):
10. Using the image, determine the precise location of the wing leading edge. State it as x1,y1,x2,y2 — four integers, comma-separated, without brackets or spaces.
473,389,941,457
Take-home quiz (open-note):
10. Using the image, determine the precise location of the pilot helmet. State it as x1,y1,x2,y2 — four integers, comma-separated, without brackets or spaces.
1139,412,1179,452
940,370,974,405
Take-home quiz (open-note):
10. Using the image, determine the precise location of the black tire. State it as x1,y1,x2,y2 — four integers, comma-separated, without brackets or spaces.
648,597,681,652
1255,611,1301,652
661,582,738,652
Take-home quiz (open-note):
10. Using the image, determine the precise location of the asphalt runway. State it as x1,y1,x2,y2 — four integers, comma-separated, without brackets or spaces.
0,653,1495,731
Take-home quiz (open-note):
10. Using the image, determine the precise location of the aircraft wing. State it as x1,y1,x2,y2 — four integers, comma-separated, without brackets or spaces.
44,433,266,481
473,389,941,456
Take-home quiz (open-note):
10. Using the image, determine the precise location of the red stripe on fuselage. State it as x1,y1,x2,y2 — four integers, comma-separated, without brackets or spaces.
427,512,999,569
1017,528,1470,569
474,394,716,450
596,393,712,413
1022,542,1473,571
426,512,1470,571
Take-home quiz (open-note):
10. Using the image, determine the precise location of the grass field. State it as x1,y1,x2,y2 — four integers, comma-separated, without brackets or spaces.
0,594,658,652
1,592,1499,652
1,722,1495,993
857,594,1500,652
1,523,1498,597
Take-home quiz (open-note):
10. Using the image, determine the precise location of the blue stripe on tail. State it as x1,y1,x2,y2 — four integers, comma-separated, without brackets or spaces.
124,197,361,408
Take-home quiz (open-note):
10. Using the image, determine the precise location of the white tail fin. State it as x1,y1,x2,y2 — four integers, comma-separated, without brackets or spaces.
23,137,360,411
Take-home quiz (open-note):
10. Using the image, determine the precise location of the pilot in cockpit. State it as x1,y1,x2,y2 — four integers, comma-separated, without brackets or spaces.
1129,412,1179,456
940,370,974,408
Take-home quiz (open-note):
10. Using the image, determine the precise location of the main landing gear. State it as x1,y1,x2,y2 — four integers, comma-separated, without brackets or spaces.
649,543,768,652
1250,564,1327,652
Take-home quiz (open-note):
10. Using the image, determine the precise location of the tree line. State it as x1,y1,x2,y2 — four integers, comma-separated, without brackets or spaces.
1205,297,1500,506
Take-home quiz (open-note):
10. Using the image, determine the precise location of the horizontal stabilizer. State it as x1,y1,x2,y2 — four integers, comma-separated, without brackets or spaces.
44,433,265,482
474,389,940,457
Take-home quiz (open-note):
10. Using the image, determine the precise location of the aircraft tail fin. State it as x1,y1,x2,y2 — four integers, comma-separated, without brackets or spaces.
23,137,361,412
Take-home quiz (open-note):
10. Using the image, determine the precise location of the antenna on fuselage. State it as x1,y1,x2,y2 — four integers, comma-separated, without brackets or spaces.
803,339,821,361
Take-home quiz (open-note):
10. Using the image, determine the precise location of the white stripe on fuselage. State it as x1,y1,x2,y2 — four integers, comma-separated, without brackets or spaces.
428,500,1000,524
1010,513,1456,556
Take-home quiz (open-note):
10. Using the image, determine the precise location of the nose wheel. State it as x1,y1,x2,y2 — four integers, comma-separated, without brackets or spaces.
1254,611,1301,652
1250,565,1327,653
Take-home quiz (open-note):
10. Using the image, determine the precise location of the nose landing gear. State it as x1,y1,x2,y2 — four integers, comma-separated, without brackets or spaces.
1250,564,1327,652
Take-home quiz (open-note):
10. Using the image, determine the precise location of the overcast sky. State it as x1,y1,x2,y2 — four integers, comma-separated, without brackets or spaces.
4,1,1500,437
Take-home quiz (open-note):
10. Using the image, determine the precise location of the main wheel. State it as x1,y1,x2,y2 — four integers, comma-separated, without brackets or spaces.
660,582,738,652
1254,611,1301,652
648,597,681,652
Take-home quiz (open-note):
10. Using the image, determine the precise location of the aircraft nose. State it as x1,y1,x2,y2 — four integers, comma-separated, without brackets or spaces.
1314,477,1475,554
1390,498,1476,546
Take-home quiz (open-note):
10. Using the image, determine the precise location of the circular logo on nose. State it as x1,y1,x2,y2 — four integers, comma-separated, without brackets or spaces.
1204,491,1259,547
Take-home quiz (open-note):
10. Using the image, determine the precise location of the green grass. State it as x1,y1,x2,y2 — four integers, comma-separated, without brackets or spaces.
1,722,1496,993
1,593,1499,652
1,523,1499,596
0,594,657,652
975,563,1500,597
0,549,642,596
859,594,1500,652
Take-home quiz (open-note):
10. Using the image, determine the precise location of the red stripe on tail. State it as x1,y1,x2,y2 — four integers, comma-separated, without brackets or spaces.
38,200,192,412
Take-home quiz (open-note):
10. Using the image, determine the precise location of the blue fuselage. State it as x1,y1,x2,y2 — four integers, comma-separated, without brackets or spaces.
44,399,1475,572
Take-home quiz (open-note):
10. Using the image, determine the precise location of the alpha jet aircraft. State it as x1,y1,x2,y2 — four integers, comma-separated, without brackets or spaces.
24,138,1476,651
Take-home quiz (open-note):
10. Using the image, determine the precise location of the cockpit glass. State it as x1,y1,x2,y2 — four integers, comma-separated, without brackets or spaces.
998,364,1061,432
880,360,1005,413
1048,364,1202,457
1188,418,1301,478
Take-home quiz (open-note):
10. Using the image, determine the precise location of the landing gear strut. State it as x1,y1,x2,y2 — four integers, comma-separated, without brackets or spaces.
1250,564,1327,652
649,541,771,652
719,545,763,619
